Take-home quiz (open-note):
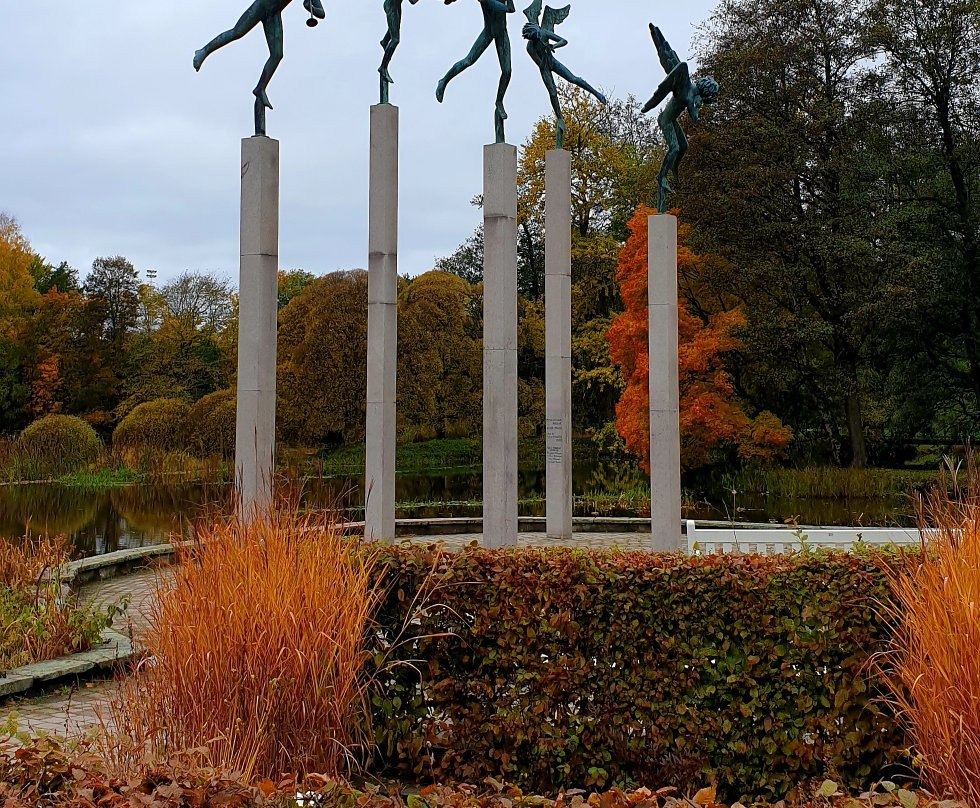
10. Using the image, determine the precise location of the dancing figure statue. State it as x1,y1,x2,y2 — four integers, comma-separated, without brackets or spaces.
380,0,421,104
194,0,326,136
641,24,719,213
437,0,516,144
522,0,606,150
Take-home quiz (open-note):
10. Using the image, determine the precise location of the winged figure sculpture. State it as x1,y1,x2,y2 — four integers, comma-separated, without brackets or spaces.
522,0,606,150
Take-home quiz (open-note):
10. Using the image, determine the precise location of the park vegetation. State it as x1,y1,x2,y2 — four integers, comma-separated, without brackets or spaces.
0,0,975,483
2,468,979,804
0,537,122,670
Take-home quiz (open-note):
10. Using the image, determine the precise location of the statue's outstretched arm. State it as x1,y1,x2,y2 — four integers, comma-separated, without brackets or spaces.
642,62,688,113
481,0,514,11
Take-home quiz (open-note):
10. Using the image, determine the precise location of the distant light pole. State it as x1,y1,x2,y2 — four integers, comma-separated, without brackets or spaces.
146,268,158,285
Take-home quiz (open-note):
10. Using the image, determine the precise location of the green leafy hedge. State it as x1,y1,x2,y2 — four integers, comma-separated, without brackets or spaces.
370,545,907,801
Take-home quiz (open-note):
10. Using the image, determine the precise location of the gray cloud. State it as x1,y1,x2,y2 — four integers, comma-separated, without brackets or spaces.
2,1,714,284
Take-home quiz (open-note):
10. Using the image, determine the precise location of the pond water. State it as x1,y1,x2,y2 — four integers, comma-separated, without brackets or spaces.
0,462,917,558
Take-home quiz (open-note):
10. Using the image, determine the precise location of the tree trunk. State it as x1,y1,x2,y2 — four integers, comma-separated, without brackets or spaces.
846,385,868,468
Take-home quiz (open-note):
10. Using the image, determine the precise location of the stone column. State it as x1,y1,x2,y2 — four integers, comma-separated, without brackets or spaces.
483,143,519,548
236,135,280,520
648,214,682,551
545,149,572,540
365,104,399,542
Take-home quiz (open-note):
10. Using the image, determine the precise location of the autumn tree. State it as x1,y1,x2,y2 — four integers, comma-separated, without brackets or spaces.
0,214,42,430
397,271,482,440
866,0,980,440
277,271,369,446
609,206,792,471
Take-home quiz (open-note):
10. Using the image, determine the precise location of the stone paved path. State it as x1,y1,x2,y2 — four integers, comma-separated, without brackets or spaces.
2,532,650,739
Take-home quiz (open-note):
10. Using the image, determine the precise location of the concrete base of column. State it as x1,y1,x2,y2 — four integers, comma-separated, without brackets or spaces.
648,214,682,551
236,135,280,521
366,104,399,541
483,143,519,549
545,149,572,540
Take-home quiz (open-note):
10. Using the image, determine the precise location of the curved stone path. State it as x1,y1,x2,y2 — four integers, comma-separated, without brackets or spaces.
2,531,650,738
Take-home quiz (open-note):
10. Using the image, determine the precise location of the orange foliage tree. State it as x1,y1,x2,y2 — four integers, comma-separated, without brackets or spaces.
608,206,792,470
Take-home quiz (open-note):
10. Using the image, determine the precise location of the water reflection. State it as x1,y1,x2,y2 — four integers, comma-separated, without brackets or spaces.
0,462,916,559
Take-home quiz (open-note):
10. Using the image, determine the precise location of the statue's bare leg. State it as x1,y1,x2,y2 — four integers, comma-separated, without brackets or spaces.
553,62,607,106
437,29,493,102
494,35,512,122
380,4,401,83
672,123,689,187
540,66,566,147
254,13,284,110
657,112,680,212
194,1,266,71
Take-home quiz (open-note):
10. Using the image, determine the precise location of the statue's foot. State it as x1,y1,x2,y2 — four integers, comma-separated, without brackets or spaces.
496,102,508,121
304,0,326,18
254,89,273,110
380,66,394,84
436,79,447,103
193,49,207,72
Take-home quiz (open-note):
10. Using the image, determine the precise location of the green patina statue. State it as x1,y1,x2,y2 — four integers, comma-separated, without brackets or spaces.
380,0,421,104
642,24,719,214
436,0,516,144
194,0,326,136
522,1,606,151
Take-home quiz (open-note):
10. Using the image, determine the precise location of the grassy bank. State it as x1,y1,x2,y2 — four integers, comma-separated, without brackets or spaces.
318,437,600,475
727,466,939,499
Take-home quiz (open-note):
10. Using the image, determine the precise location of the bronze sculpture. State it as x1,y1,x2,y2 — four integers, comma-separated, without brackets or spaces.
380,0,422,104
642,24,719,213
194,0,326,136
522,1,607,150
436,0,517,144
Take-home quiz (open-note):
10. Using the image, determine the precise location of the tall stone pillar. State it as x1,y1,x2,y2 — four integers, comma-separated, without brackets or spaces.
236,135,280,520
365,104,399,542
545,149,572,540
483,143,519,549
648,214,682,551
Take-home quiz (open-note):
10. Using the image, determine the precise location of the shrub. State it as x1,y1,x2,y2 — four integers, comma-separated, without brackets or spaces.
18,415,102,478
370,545,908,801
112,398,191,455
105,511,383,781
182,388,236,459
883,465,980,805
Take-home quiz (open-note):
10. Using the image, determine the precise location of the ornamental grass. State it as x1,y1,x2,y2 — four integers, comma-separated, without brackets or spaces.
102,509,383,782
884,460,980,806
0,536,119,670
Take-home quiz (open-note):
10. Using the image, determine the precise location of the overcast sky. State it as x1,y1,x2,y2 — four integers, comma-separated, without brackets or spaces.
2,1,715,285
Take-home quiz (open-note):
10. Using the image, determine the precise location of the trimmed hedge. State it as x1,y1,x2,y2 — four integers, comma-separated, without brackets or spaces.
112,399,191,454
183,388,236,459
18,415,102,476
371,545,907,801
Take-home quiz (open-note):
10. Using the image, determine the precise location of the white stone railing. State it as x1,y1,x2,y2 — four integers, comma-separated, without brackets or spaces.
685,520,930,555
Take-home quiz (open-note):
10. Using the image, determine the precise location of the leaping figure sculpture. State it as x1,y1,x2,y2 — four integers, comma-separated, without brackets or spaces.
380,0,421,104
437,0,517,144
194,0,326,136
641,24,719,213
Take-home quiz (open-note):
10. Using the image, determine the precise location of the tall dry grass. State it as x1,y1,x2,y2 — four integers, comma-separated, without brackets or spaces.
103,510,383,782
885,461,980,805
0,536,119,669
